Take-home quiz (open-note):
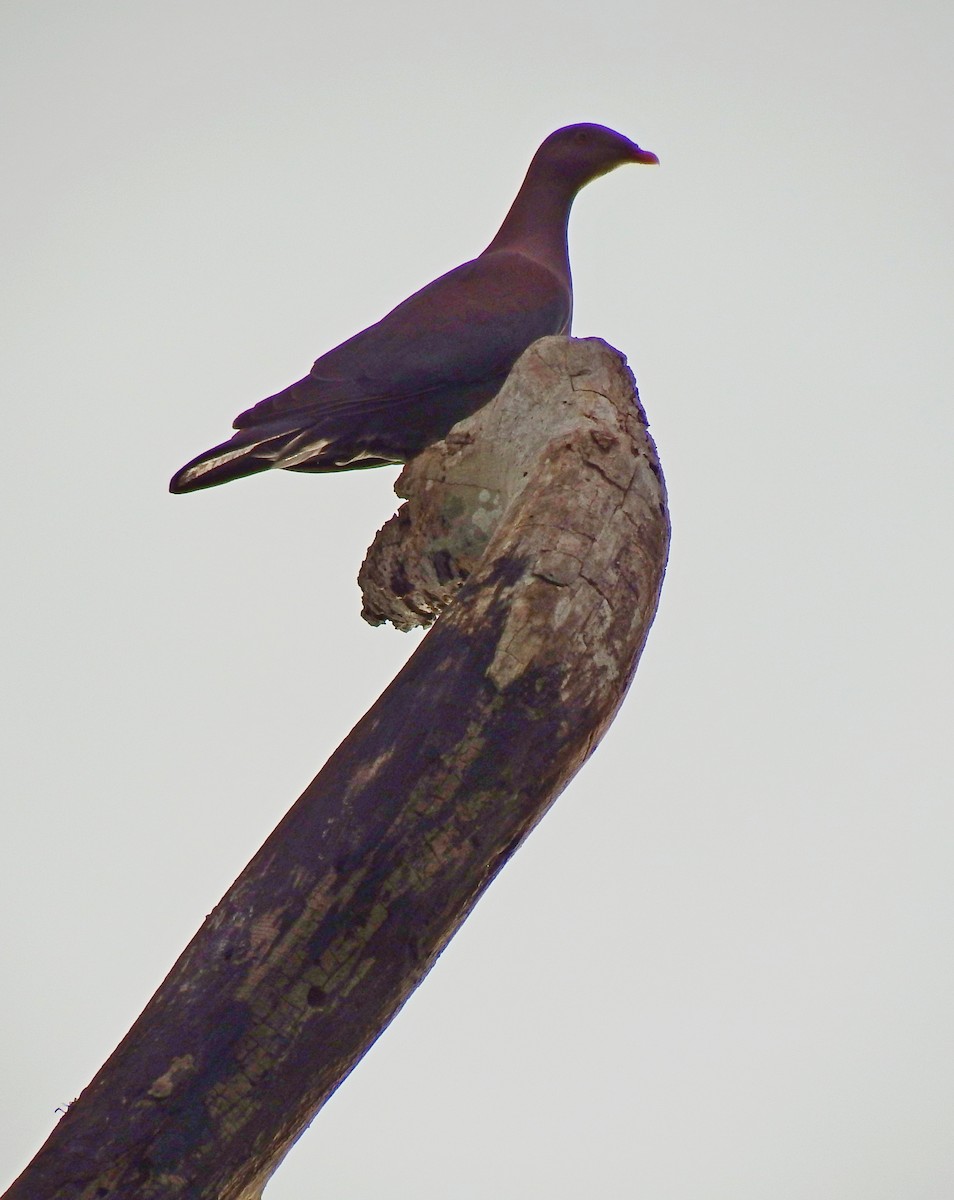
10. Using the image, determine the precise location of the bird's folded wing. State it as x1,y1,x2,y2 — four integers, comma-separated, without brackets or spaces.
232,252,570,430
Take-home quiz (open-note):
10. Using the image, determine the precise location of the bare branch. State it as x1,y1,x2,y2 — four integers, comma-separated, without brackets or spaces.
4,336,668,1200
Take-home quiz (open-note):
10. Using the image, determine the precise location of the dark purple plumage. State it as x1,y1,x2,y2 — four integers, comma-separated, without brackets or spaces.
169,123,657,494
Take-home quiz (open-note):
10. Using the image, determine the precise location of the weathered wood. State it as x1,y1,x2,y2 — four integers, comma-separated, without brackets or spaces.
4,336,669,1200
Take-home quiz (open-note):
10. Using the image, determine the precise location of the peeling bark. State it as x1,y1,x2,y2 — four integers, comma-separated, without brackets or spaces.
4,337,669,1200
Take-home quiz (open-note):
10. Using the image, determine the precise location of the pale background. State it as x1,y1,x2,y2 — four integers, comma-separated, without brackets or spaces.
2,2,952,1196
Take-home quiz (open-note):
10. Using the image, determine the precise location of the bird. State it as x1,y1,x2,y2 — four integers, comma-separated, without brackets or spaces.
169,123,658,494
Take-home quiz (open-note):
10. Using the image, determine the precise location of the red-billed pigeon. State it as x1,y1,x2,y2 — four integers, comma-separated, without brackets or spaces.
169,123,657,493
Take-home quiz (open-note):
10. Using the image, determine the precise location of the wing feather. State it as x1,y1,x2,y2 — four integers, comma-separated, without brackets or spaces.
232,252,569,430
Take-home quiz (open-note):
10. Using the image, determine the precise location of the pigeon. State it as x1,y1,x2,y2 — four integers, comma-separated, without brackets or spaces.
169,123,658,494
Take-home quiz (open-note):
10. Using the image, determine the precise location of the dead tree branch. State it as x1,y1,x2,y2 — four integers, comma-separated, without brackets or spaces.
4,336,669,1200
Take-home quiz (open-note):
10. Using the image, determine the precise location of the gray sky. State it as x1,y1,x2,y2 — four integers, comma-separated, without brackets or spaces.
2,1,953,1196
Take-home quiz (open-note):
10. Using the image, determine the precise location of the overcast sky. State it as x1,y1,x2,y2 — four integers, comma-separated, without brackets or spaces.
3,1,953,1196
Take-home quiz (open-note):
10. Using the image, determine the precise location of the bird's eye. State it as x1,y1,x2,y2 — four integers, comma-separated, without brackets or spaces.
575,130,589,143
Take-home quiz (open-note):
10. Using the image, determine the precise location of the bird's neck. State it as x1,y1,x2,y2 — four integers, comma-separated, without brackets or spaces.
482,164,576,281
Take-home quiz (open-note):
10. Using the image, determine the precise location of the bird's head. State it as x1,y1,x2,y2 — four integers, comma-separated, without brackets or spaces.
535,123,659,192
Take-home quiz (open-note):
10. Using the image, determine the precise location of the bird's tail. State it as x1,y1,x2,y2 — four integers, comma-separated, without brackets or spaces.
169,424,313,493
